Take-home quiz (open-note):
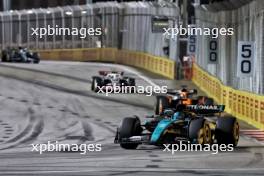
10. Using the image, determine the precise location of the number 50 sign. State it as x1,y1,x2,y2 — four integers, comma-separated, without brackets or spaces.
237,41,255,77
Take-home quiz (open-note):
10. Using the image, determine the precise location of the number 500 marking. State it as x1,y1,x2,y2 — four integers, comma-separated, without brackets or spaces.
240,45,252,73
237,41,255,77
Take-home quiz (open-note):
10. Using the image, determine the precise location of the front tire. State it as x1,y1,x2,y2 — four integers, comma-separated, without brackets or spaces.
1,50,9,62
91,77,103,92
119,117,142,149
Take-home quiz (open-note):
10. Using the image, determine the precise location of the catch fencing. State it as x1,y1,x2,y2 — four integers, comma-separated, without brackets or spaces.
0,2,179,60
195,0,264,95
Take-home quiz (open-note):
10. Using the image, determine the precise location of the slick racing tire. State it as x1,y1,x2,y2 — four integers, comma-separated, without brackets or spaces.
119,117,142,149
1,51,9,62
32,53,40,64
91,77,102,92
127,78,135,86
32,52,40,64
189,118,212,145
34,60,40,64
155,96,170,115
127,78,136,93
122,77,136,87
215,117,239,147
33,58,40,64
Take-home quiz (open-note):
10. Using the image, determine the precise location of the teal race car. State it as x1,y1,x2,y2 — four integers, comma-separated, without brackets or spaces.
114,104,239,149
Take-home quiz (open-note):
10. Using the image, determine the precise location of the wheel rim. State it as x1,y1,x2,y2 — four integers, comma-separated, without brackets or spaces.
204,124,212,144
94,79,98,90
233,121,239,146
159,99,163,114
197,124,211,144
197,128,204,144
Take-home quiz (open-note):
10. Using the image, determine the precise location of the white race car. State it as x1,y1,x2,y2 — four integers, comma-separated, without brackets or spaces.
91,71,135,92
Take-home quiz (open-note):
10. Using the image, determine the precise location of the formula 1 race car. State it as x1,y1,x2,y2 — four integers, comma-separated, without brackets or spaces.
154,86,214,115
1,47,40,63
114,104,239,149
91,71,135,92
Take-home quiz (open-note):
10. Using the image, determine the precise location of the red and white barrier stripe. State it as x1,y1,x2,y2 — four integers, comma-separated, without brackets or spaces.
241,129,264,141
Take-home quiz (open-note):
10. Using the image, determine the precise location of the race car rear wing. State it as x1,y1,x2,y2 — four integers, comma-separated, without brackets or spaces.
167,89,197,95
183,105,225,114
98,71,124,76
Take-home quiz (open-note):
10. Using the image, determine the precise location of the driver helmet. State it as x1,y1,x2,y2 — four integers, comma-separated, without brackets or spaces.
163,109,174,119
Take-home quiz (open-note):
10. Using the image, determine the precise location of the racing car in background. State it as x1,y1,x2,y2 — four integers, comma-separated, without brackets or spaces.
115,104,239,149
154,86,214,115
91,71,136,92
1,47,40,63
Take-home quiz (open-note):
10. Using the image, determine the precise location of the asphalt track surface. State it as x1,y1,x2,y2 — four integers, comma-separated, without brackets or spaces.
0,61,263,176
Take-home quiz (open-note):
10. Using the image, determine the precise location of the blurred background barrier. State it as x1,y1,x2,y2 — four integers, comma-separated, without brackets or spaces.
38,48,100,61
194,0,264,95
0,2,179,61
193,63,264,130
2,1,263,93
0,1,178,79
37,48,175,79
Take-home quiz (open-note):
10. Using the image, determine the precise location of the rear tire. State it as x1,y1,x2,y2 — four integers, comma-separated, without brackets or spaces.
155,96,170,115
119,117,142,149
215,117,239,146
33,58,40,64
122,77,136,93
32,53,40,64
127,78,135,86
122,77,136,87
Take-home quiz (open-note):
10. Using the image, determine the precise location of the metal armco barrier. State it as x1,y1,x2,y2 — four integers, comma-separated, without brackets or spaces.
37,48,175,79
192,63,264,130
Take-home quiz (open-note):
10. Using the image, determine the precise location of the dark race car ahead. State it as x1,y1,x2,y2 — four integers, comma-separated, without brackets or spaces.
91,71,135,92
154,86,214,115
115,104,239,150
1,47,40,64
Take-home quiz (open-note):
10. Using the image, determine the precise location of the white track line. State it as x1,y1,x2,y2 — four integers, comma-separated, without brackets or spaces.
1,61,160,87
82,62,160,87
2,167,264,174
